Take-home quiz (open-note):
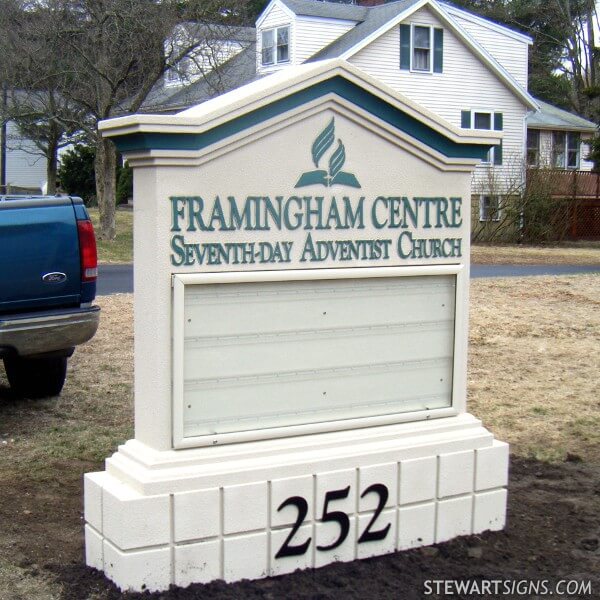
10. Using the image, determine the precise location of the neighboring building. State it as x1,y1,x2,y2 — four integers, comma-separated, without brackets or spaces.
526,99,596,172
147,0,598,234
0,120,46,193
142,26,256,114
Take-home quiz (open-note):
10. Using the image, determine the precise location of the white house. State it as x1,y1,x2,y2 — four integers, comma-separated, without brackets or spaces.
0,120,47,193
146,0,597,226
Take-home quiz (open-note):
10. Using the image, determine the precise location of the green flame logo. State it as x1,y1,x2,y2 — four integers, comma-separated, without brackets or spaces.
296,118,361,189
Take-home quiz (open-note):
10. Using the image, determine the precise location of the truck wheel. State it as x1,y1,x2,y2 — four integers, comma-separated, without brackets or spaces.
3,356,68,399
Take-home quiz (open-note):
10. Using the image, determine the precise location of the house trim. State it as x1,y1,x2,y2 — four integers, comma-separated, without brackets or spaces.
527,124,597,133
442,3,533,46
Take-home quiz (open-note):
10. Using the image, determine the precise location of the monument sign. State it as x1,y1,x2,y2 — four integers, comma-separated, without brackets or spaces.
85,60,509,591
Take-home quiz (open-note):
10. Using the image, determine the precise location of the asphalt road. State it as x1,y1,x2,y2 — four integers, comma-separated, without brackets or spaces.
97,263,600,296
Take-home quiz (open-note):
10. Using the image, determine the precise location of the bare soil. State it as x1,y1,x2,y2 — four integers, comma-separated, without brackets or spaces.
0,276,599,599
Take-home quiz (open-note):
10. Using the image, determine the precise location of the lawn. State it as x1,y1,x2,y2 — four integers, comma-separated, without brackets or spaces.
471,242,600,265
88,207,133,264
0,275,598,598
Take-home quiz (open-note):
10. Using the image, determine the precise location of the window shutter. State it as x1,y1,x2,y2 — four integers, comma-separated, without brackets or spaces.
494,140,503,165
400,24,411,70
461,110,471,129
494,112,503,131
433,28,443,73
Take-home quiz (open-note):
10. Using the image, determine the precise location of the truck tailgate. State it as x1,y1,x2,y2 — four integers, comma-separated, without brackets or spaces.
0,197,81,312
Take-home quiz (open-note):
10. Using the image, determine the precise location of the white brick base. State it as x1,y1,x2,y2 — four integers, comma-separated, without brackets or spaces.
85,415,509,592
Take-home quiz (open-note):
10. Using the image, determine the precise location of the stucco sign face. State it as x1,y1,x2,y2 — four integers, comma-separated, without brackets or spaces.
168,115,465,275
164,108,472,448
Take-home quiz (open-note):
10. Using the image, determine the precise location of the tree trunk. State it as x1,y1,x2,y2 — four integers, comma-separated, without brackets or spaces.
95,136,117,240
46,138,58,195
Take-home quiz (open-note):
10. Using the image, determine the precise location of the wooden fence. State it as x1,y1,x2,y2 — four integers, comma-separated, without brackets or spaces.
526,169,600,240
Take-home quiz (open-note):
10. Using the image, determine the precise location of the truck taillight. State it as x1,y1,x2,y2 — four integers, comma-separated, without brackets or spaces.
77,219,98,282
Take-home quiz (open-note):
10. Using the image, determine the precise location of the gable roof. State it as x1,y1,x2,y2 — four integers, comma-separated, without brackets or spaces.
527,99,597,133
141,43,258,114
278,0,368,21
440,1,533,45
307,0,537,110
309,0,422,61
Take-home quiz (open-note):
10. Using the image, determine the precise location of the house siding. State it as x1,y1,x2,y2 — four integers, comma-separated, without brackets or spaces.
349,6,528,194
3,121,46,191
295,17,356,64
447,12,529,89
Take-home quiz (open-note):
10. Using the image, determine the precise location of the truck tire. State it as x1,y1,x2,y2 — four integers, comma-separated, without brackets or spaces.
3,356,68,399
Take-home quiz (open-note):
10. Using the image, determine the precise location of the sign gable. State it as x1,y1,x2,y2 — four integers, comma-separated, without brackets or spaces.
102,61,499,167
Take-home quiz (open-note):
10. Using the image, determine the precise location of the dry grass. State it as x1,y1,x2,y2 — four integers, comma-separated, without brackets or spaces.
88,208,133,264
1,277,599,476
0,294,134,481
469,274,600,462
472,243,600,265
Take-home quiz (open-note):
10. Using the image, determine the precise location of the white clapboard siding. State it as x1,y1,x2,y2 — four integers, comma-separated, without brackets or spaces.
4,121,46,190
580,135,595,171
350,6,528,193
447,11,529,89
295,16,356,64
257,2,296,74
181,275,456,438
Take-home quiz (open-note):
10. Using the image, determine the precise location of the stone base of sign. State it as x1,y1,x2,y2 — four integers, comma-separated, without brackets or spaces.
84,414,508,592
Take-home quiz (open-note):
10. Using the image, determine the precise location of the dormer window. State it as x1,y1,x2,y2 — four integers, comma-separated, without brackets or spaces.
400,24,443,73
412,26,431,71
261,26,290,66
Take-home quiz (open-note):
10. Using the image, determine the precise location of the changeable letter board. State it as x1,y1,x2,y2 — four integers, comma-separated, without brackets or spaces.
173,271,457,447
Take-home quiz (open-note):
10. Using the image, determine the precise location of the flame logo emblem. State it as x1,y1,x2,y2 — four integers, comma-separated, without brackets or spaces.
295,118,361,189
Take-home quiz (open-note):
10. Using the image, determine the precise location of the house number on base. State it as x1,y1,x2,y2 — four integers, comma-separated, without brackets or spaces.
275,483,390,559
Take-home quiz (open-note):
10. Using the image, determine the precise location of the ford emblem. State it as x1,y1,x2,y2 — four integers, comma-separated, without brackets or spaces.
42,272,67,284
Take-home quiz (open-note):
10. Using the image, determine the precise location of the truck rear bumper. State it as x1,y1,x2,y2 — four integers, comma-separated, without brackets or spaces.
0,305,100,357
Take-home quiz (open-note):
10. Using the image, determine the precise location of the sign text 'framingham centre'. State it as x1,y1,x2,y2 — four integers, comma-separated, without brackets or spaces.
84,60,510,592
169,192,465,266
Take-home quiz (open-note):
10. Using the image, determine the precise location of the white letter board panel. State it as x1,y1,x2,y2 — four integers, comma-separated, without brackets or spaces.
173,271,457,446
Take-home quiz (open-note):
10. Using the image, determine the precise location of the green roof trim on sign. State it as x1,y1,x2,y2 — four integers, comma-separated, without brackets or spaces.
113,77,492,160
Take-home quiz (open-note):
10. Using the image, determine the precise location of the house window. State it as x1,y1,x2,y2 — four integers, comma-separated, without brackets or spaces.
412,25,431,71
552,132,566,168
474,111,492,130
567,132,580,168
461,109,503,165
400,24,443,72
552,131,580,169
479,195,501,222
261,26,289,66
527,130,540,167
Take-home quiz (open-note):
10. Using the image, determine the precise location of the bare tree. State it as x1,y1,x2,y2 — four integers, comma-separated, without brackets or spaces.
0,2,86,194
1,0,251,239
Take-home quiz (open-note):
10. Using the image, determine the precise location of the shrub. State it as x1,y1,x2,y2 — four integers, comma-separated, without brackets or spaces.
116,162,133,205
58,144,97,205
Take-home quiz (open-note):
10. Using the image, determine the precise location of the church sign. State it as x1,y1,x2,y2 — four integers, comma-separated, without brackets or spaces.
85,60,509,591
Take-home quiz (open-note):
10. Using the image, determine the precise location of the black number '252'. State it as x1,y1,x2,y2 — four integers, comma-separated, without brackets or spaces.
275,483,390,559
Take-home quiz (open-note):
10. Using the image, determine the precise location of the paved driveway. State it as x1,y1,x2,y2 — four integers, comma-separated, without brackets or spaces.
96,263,600,296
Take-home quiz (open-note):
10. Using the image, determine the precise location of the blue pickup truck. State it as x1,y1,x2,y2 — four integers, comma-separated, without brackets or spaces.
0,195,100,398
